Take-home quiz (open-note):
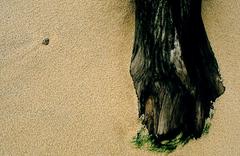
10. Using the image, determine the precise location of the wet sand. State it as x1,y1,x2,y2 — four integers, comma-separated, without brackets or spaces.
0,0,239,155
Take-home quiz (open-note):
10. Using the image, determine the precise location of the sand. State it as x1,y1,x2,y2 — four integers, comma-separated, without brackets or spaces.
0,0,239,155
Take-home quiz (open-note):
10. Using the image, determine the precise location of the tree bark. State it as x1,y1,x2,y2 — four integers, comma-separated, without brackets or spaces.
130,0,225,142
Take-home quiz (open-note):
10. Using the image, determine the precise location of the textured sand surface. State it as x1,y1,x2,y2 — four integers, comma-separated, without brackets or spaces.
0,0,239,155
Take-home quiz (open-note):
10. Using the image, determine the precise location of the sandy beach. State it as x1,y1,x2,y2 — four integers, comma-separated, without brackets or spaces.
0,0,240,155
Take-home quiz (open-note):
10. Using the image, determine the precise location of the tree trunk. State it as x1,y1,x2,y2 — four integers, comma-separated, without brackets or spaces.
130,0,225,142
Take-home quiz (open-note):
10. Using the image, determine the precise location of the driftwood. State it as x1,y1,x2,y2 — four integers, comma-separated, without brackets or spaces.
130,0,225,142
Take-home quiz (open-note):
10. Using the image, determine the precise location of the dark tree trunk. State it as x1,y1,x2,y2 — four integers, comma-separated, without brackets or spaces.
130,0,225,142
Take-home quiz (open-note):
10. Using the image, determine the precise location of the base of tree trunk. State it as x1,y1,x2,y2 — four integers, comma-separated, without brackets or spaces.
130,0,225,148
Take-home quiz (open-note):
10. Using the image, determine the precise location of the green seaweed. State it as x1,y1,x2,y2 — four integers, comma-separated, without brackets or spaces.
132,126,191,153
202,108,214,135
132,109,214,153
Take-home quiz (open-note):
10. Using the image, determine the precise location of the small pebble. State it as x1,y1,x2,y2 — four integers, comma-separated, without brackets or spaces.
42,38,49,45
